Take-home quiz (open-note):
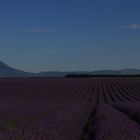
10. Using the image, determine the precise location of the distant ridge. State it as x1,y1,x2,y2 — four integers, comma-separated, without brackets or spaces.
0,60,140,77
92,69,140,75
0,61,33,77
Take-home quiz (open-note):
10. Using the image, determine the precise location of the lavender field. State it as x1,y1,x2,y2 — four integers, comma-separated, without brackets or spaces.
0,78,140,140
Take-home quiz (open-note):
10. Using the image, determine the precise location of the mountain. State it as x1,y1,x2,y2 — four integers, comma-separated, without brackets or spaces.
92,69,140,75
0,61,87,77
36,71,68,77
0,60,140,77
0,61,33,77
118,69,140,75
92,70,120,75
37,71,89,77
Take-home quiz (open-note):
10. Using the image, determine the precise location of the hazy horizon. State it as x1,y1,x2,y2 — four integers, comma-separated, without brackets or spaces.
0,0,140,72
1,60,140,74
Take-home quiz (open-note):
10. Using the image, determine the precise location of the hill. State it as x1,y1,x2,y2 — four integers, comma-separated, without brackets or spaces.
0,61,33,77
0,60,140,77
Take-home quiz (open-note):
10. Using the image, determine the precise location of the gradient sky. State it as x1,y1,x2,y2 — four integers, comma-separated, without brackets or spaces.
0,0,140,72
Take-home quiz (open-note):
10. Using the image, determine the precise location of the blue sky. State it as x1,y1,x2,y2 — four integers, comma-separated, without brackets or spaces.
0,0,140,72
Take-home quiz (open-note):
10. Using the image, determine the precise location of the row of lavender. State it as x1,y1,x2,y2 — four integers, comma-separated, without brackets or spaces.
90,79,140,140
0,78,96,140
0,78,140,139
